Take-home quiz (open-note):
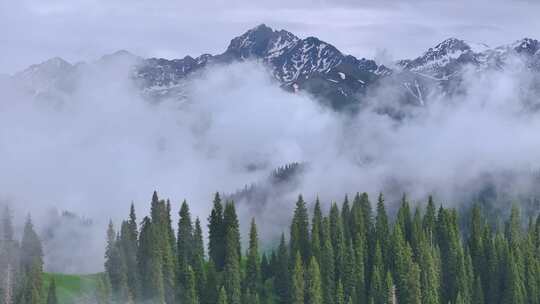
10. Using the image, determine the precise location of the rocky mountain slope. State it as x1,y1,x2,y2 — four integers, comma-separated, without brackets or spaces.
6,24,540,111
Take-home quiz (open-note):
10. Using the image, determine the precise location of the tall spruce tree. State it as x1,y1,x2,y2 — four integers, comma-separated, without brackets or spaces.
330,203,345,285
245,219,261,298
291,253,304,304
178,201,194,272
138,216,165,303
224,201,241,263
375,193,390,270
306,257,323,304
224,225,241,304
121,203,140,301
218,287,228,304
192,218,206,303
290,195,310,264
208,193,225,270
181,266,198,304
321,217,336,304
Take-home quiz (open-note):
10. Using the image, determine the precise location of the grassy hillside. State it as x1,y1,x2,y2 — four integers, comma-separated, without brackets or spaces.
43,272,102,304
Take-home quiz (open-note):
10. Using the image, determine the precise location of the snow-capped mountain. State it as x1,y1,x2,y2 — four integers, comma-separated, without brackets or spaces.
393,37,540,107
134,24,387,110
7,24,540,111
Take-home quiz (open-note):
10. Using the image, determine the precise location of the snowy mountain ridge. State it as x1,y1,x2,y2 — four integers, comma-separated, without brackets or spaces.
7,24,540,111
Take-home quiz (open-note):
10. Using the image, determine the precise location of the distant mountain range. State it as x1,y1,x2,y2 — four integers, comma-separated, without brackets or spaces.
6,24,540,111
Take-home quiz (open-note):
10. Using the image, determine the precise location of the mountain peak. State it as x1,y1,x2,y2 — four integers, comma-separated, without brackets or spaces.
19,57,72,77
252,23,273,32
433,38,471,54
42,57,72,68
511,38,539,54
100,50,138,62
225,24,299,59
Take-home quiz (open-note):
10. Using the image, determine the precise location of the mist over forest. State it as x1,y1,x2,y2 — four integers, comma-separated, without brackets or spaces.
2,1,540,303
2,49,540,272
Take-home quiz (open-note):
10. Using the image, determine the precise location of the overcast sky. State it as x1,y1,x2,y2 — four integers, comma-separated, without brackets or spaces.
1,0,539,74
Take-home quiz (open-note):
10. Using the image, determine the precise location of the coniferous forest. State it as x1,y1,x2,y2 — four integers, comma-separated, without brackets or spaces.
2,190,540,304
91,191,540,304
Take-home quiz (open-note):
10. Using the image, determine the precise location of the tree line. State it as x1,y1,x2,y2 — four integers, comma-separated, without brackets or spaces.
0,207,58,304
104,191,540,304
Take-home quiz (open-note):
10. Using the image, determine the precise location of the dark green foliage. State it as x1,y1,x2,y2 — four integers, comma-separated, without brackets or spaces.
181,266,198,304
101,190,540,304
375,193,390,271
224,222,241,304
306,257,323,304
321,217,336,304
208,193,226,270
245,219,261,299
204,261,219,304
223,201,241,264
192,218,206,303
290,253,304,304
275,234,290,304
178,200,194,273
137,216,165,303
218,286,228,304
290,195,310,264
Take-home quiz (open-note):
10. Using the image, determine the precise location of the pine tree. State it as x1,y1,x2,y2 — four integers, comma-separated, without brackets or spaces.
354,232,367,304
385,271,394,304
472,275,484,304
359,193,373,238
218,287,228,304
336,281,344,304
148,192,176,304
375,193,390,270
208,193,225,270
291,253,304,304
423,196,437,247
368,242,385,304
437,208,467,304
503,251,525,304
204,261,219,304
122,203,140,301
330,203,345,284
178,200,194,273
469,205,485,277
406,263,422,304
342,240,357,303
192,218,206,303
305,257,323,304
162,230,176,302
246,219,261,298
342,195,352,242
224,201,241,263
138,216,165,303
368,265,384,304
224,227,241,304
396,194,412,243
321,218,336,304
290,195,310,264
311,199,323,262
181,266,198,304
505,204,522,248
419,238,440,304
275,234,290,304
